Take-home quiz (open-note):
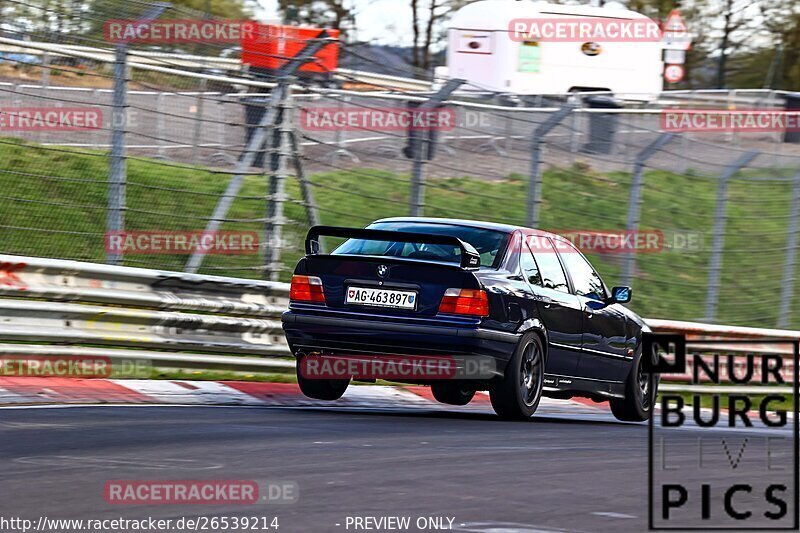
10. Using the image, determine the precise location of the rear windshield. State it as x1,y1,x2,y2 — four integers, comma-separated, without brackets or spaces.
330,222,510,268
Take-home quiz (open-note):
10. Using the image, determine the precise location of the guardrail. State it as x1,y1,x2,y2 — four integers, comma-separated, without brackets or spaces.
1,254,798,380
0,38,434,93
0,254,293,373
1,38,792,102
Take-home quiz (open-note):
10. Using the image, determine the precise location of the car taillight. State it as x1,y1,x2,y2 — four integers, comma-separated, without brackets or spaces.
439,288,489,317
290,275,325,303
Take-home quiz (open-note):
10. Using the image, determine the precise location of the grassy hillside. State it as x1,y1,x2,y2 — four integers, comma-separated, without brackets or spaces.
0,137,794,328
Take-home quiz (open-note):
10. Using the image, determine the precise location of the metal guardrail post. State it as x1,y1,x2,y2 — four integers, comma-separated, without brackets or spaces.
778,169,800,328
704,150,760,322
407,79,465,217
185,32,333,274
621,133,674,287
526,105,574,228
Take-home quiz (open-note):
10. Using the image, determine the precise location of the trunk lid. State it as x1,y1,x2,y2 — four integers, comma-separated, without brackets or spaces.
303,255,480,317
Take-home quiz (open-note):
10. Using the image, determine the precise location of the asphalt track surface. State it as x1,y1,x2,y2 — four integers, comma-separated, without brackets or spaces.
1,401,795,533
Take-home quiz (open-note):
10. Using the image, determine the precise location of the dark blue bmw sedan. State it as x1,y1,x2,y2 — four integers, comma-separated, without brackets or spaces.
281,217,654,421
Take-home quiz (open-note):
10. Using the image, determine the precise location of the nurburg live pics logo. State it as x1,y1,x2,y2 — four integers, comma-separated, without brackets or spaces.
644,333,799,530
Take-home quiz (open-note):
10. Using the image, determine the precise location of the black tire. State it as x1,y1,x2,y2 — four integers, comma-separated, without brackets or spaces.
295,356,350,401
490,333,545,420
431,382,476,406
610,343,658,422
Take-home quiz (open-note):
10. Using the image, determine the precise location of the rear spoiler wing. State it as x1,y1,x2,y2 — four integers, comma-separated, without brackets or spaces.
305,225,482,270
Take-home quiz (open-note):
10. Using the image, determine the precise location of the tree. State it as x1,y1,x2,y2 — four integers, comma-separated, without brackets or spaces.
410,0,467,70
757,0,800,90
172,0,253,19
626,0,681,19
684,0,760,89
69,0,254,46
276,0,355,36
621,0,710,88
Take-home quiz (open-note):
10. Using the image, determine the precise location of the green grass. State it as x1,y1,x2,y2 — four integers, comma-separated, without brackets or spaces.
0,137,795,328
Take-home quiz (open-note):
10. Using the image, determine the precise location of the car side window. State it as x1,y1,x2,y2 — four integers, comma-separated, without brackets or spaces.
557,240,607,301
528,236,569,293
519,243,543,286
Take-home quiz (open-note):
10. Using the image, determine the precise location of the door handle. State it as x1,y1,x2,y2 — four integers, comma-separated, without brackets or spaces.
584,308,594,318
539,296,552,308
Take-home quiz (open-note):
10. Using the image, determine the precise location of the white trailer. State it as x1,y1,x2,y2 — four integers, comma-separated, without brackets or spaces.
445,0,664,100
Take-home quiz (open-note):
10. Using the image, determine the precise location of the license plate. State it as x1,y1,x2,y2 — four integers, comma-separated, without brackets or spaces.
346,286,417,310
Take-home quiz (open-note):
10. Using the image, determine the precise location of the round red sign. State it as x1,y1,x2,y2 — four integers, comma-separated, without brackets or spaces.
664,64,684,83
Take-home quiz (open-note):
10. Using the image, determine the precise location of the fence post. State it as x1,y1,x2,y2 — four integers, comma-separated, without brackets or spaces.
217,95,227,150
263,89,292,281
184,31,334,274
41,52,50,88
621,133,674,287
569,103,580,162
527,105,573,227
155,91,165,158
91,88,101,149
324,95,359,163
406,79,465,217
191,78,207,161
106,3,168,265
184,86,287,274
778,169,800,328
289,129,321,229
409,145,426,217
11,83,20,107
704,150,759,322
106,43,128,265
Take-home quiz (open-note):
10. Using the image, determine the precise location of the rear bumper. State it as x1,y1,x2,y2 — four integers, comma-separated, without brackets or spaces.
281,309,520,370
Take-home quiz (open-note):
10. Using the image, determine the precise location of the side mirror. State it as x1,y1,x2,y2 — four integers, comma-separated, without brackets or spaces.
610,286,632,304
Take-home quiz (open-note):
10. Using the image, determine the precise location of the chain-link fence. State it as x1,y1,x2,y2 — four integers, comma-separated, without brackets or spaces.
1,0,800,330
